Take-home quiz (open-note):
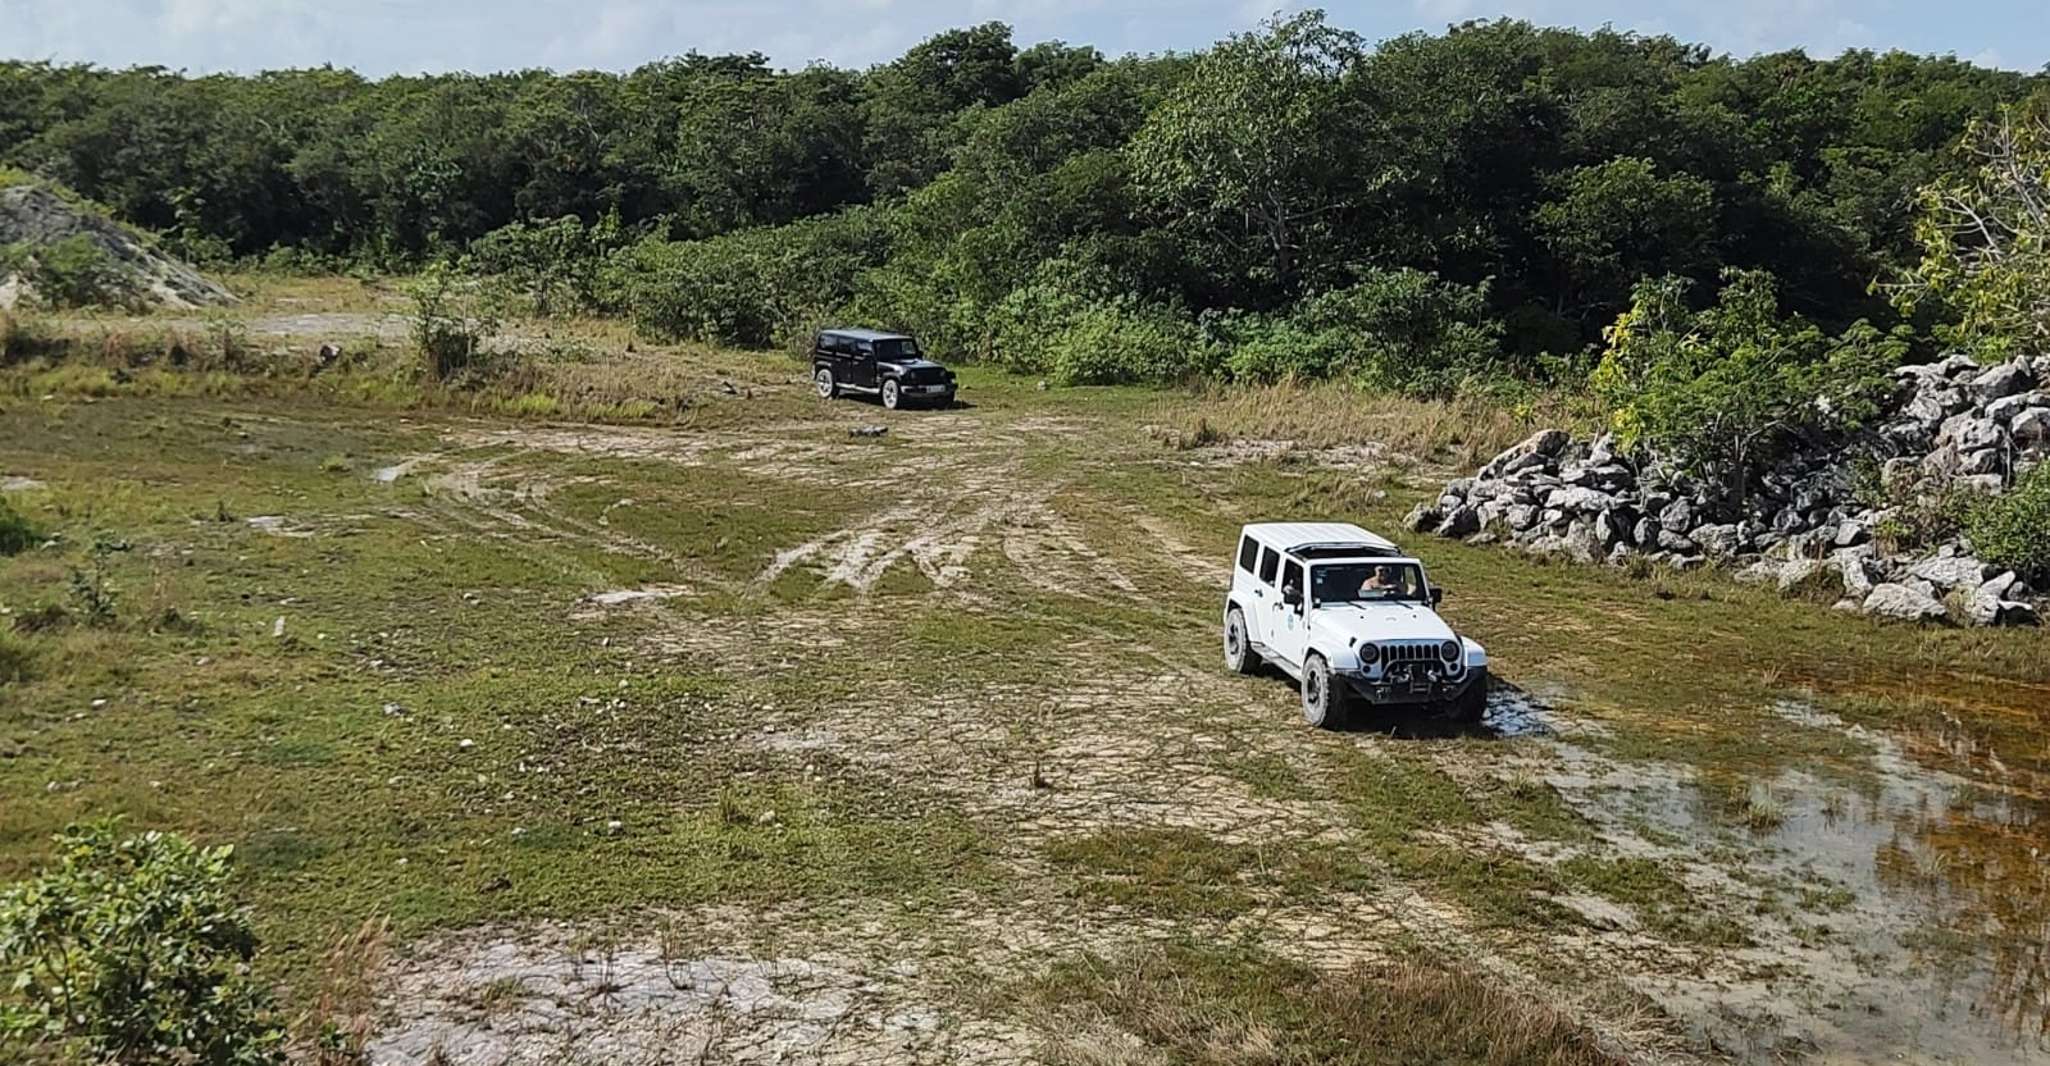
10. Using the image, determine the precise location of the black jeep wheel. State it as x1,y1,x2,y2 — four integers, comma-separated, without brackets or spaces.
1223,607,1260,675
881,378,901,410
814,367,836,399
1301,653,1351,729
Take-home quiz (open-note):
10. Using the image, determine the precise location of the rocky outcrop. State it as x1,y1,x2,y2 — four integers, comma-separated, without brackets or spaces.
0,183,235,311
1407,353,2049,626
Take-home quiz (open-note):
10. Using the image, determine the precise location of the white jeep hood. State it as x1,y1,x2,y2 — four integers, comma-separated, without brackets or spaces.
1310,602,1458,645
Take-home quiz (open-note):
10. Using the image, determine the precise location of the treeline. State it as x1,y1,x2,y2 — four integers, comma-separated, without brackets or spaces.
3,14,2044,387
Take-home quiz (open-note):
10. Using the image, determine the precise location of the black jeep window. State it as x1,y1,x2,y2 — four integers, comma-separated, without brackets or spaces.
875,338,921,359
856,341,874,357
1257,547,1279,585
1237,536,1259,574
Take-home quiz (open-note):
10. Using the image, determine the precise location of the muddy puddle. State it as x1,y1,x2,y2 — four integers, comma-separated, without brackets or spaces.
1524,686,2050,1063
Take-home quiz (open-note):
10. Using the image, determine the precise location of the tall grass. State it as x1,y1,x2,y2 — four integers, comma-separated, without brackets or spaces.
1155,380,1591,467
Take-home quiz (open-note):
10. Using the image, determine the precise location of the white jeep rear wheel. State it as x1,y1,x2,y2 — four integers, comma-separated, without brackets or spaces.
1224,606,1260,675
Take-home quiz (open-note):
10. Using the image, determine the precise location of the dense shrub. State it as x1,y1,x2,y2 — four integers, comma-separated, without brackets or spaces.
468,213,626,316
983,256,1209,384
985,258,1097,375
1217,268,1504,394
615,207,889,348
1594,270,1906,507
0,821,284,1065
1967,462,2050,583
1046,299,1207,385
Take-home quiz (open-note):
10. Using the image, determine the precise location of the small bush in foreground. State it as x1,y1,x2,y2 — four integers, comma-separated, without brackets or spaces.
0,498,37,555
1967,462,2050,584
0,821,284,1065
406,260,505,381
65,536,122,627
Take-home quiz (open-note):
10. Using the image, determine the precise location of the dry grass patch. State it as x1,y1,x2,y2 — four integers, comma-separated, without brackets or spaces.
1152,381,1587,466
1033,944,1625,1066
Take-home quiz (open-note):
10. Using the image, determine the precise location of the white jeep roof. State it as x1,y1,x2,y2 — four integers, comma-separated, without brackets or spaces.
1243,522,1399,556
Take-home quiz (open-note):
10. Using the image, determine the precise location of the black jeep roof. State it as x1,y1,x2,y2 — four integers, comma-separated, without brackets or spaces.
819,328,913,342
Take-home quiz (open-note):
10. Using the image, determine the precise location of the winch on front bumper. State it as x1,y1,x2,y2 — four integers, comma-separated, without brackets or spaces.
1335,651,1477,706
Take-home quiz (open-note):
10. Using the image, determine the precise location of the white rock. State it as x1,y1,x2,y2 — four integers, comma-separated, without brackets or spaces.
2012,407,2050,445
1970,361,2034,400
1987,391,2046,423
1775,559,1827,592
1862,583,1950,624
1909,554,1990,590
1980,571,2021,600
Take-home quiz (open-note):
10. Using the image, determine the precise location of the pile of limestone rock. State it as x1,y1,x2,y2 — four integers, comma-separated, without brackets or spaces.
0,182,236,311
1404,353,2050,626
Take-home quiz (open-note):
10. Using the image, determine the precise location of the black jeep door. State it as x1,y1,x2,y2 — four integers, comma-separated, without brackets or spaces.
851,341,879,389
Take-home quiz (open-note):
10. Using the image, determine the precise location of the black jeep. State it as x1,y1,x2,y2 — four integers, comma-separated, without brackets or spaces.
811,329,957,410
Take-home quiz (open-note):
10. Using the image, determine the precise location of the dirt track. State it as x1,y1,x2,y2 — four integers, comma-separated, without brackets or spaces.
323,386,2050,1066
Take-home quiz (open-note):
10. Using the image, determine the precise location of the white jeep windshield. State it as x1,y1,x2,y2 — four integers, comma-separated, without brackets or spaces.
1312,562,1427,605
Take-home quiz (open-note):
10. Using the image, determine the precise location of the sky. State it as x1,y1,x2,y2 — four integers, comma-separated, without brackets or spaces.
0,0,2044,76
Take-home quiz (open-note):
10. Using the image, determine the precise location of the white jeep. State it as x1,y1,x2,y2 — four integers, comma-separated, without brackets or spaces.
1222,522,1488,728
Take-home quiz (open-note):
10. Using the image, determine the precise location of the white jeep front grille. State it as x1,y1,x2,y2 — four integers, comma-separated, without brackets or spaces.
1379,642,1438,665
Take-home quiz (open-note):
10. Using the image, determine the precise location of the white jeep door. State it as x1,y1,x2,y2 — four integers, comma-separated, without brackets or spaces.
1232,534,1268,642
1267,557,1309,671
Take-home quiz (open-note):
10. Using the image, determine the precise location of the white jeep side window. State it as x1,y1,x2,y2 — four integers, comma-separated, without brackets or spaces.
1257,547,1279,586
1237,536,1259,574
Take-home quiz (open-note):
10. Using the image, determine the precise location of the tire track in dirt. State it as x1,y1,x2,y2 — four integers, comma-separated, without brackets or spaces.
363,412,1693,1065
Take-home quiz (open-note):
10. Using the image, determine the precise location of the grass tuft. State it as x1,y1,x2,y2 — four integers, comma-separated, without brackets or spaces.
0,497,37,555
0,629,34,685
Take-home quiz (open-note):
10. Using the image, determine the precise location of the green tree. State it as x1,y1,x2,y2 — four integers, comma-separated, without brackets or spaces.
861,23,1026,197
1532,156,1720,321
1892,103,2050,353
1127,11,1365,295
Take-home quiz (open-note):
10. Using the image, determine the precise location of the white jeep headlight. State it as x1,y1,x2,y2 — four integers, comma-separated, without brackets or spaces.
1440,639,1460,662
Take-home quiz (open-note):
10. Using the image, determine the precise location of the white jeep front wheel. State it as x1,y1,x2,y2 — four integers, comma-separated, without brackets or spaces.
1301,653,1351,729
